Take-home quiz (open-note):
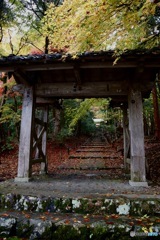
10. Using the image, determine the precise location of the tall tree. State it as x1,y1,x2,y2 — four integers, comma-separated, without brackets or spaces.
0,0,62,55
0,0,16,43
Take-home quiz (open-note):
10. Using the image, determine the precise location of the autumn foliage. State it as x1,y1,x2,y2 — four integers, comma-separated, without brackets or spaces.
42,0,160,53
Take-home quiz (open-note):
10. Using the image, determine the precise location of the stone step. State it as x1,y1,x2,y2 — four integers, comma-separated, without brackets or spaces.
82,144,107,147
59,166,122,170
81,146,111,148
0,210,160,239
76,149,115,153
1,193,160,216
69,155,119,159
54,169,123,177
59,157,123,170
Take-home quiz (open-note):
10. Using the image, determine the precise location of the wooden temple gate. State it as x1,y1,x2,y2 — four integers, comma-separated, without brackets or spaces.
0,50,159,186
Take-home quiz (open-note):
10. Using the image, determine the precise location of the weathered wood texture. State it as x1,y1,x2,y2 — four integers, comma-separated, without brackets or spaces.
35,82,128,98
16,88,49,181
128,89,146,182
122,106,130,171
41,106,49,174
32,106,48,173
17,87,34,179
35,80,153,98
152,83,160,139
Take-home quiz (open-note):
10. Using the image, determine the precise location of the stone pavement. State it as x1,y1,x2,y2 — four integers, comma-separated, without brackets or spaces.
0,174,160,199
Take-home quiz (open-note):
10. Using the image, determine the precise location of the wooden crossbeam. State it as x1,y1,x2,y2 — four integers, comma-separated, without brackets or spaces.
31,158,45,165
33,127,45,149
33,127,46,160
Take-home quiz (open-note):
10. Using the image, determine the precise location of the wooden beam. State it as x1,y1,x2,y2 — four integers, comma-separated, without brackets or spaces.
13,70,30,86
0,55,160,73
15,86,35,182
35,82,128,98
31,158,45,164
36,97,55,104
128,89,148,186
33,126,46,152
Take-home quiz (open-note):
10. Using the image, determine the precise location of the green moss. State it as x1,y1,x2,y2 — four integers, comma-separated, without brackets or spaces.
90,226,108,240
55,198,72,213
72,198,89,214
130,200,159,216
40,225,54,240
132,172,141,182
52,225,86,240
16,220,34,238
104,199,116,214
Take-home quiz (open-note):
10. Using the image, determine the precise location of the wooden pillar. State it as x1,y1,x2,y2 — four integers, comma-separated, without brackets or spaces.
128,89,148,187
40,106,49,174
152,83,160,139
15,86,35,182
122,105,130,172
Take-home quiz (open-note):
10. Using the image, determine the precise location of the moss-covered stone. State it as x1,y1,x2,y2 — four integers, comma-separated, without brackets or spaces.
16,219,34,238
56,198,72,213
0,194,16,209
29,219,53,240
52,225,88,240
0,194,160,217
0,217,16,237
104,199,117,214
130,199,160,216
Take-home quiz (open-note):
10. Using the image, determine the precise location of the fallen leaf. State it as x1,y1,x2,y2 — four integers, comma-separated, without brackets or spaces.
64,219,70,224
39,216,46,221
1,213,9,217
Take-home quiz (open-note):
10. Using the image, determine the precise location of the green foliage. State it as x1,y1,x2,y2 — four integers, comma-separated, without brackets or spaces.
1,136,14,151
54,99,97,142
0,98,21,126
53,98,124,142
0,0,63,55
68,98,96,132
80,111,97,135
0,79,22,152
42,0,160,53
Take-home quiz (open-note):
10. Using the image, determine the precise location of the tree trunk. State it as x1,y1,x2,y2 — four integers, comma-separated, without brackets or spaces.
45,36,49,54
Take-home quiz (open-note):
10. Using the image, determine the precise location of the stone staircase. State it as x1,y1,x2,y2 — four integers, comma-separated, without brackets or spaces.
58,137,123,172
0,137,160,239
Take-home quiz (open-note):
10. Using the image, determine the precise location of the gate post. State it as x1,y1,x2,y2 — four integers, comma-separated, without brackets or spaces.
128,89,148,187
40,106,49,174
122,104,130,172
15,86,35,182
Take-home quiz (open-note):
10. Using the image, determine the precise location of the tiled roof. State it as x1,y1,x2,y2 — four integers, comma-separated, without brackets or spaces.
0,49,160,66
